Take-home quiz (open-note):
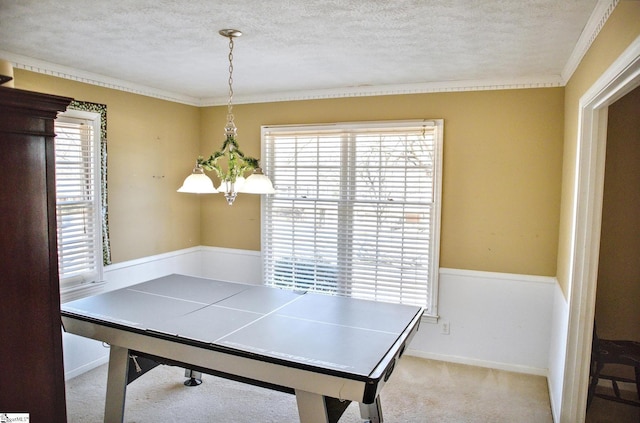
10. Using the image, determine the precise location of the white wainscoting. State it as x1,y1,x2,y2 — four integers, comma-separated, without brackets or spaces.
198,246,263,284
547,281,570,423
408,268,556,376
63,248,559,382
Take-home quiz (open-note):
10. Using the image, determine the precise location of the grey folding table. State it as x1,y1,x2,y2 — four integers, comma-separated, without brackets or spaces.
61,274,423,423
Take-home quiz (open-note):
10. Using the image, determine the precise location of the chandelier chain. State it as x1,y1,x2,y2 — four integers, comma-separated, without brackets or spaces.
227,36,234,118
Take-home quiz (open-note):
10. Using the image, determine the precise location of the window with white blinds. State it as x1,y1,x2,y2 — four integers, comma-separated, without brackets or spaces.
55,111,103,292
262,120,443,314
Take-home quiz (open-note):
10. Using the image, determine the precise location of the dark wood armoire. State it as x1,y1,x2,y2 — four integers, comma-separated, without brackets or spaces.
0,86,73,422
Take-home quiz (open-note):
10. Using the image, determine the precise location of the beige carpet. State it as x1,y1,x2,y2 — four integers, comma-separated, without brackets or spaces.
66,355,553,422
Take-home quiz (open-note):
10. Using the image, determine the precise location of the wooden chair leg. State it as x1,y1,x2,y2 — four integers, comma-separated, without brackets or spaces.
587,362,603,409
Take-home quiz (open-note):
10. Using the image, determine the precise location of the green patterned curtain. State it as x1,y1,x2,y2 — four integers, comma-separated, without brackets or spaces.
68,100,112,265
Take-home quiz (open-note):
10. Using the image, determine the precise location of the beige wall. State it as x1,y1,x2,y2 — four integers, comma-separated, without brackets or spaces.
201,88,564,276
14,70,202,263
11,51,567,278
596,86,640,341
557,0,640,296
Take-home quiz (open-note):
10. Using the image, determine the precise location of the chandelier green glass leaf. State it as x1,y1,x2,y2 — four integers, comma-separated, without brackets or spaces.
178,29,275,205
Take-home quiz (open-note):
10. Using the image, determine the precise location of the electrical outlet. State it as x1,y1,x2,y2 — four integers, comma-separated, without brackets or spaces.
440,321,450,335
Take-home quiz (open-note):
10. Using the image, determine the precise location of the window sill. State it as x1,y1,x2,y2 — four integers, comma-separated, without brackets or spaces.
422,314,439,324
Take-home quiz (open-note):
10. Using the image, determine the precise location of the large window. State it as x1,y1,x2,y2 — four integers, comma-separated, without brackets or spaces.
55,104,109,299
262,120,443,315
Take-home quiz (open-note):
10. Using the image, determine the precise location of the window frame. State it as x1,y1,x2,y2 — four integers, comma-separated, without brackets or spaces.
55,108,105,302
260,119,443,318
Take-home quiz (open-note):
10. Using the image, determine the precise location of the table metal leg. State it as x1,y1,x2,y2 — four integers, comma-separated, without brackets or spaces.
295,390,330,423
104,345,129,423
359,396,383,423
183,369,203,386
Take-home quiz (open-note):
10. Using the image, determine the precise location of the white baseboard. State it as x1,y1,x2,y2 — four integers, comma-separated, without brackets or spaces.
406,349,548,376
65,355,109,380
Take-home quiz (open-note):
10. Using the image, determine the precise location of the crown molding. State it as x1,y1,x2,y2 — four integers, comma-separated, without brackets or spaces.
561,0,619,83
1,0,616,112
4,49,564,106
0,50,202,106
199,76,565,106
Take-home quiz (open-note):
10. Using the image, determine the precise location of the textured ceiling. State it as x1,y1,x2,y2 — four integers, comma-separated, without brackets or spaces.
0,0,602,105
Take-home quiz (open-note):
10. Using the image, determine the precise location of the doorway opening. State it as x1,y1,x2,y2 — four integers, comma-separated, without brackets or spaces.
564,37,640,422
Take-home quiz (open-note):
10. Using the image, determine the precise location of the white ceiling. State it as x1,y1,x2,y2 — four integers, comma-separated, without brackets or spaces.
0,0,606,106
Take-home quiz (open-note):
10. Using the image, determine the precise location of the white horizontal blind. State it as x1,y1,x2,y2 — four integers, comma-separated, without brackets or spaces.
262,121,442,312
55,115,101,290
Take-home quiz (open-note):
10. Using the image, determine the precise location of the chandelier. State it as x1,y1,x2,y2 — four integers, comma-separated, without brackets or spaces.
178,29,275,205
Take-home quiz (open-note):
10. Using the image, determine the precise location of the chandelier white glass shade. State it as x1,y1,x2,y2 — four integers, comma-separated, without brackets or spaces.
239,167,276,194
177,29,275,205
177,163,217,194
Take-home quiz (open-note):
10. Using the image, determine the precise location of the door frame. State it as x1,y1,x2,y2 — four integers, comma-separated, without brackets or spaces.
563,36,640,422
